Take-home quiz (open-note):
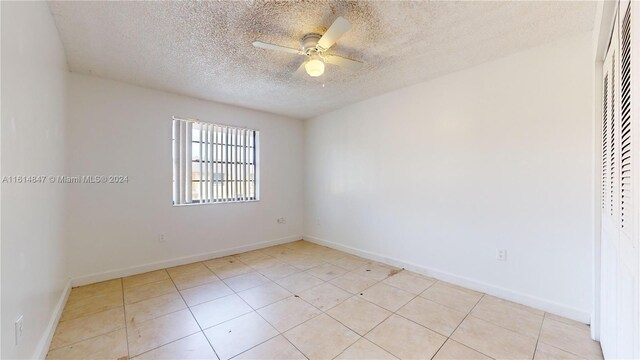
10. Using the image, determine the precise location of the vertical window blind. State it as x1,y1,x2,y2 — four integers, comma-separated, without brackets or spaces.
172,118,258,205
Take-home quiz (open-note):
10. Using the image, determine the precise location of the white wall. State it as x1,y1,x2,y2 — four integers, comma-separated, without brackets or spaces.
66,74,304,282
1,2,69,358
304,32,595,322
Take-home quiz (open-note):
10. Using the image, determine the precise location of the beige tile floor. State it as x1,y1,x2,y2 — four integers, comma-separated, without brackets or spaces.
47,240,603,360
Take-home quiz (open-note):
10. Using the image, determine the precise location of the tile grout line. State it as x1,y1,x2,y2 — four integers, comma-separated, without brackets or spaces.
47,327,127,354
122,274,177,306
131,332,206,359
121,279,131,359
327,268,460,357
230,252,368,358
337,271,433,359
128,253,286,358
455,300,546,348
275,249,368,358
231,244,344,358
46,285,127,353
189,281,312,331
535,315,600,359
197,246,322,358
325,268,421,359
231,281,311,360
55,291,122,322
531,312,547,360
389,289,471,340
389,285,499,346
124,270,207,358
265,267,337,342
417,286,547,354
167,267,223,360
432,293,496,360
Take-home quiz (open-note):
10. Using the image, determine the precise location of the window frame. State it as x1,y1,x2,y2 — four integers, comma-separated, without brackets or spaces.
172,116,260,206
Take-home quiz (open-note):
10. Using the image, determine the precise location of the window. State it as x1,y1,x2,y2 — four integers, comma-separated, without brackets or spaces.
172,117,258,205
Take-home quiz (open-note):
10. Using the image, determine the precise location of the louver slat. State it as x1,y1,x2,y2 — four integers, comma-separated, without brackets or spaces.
620,4,633,231
603,75,610,211
611,56,617,217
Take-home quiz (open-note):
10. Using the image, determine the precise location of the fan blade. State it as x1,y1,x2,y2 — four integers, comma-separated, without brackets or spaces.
317,17,351,50
324,54,363,71
252,41,302,55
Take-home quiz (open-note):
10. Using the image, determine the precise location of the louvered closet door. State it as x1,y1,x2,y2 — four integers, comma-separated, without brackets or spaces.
616,1,639,357
600,1,639,358
600,15,619,356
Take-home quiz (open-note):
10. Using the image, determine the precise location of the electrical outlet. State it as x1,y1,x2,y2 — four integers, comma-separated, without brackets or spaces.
496,249,507,261
277,217,286,224
15,315,23,345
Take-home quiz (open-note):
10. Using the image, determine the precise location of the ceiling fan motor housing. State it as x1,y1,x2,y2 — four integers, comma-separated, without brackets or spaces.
301,33,322,54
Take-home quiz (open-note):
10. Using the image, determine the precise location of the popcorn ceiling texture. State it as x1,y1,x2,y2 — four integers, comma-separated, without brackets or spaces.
49,1,595,119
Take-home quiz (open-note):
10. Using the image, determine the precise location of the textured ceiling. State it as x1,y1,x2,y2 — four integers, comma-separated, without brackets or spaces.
49,1,595,119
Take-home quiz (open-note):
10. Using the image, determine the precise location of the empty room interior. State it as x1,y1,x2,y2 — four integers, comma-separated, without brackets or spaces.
2,0,640,359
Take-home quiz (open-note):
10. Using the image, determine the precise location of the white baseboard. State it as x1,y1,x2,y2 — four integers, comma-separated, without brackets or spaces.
304,234,591,324
33,279,72,359
71,235,302,287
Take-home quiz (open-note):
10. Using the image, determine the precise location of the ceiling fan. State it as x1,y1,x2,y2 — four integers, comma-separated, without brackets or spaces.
252,16,363,78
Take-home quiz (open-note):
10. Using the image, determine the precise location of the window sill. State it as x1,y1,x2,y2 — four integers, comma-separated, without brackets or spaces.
172,199,259,207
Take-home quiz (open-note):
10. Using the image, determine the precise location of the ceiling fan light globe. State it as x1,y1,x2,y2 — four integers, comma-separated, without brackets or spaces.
305,58,325,77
